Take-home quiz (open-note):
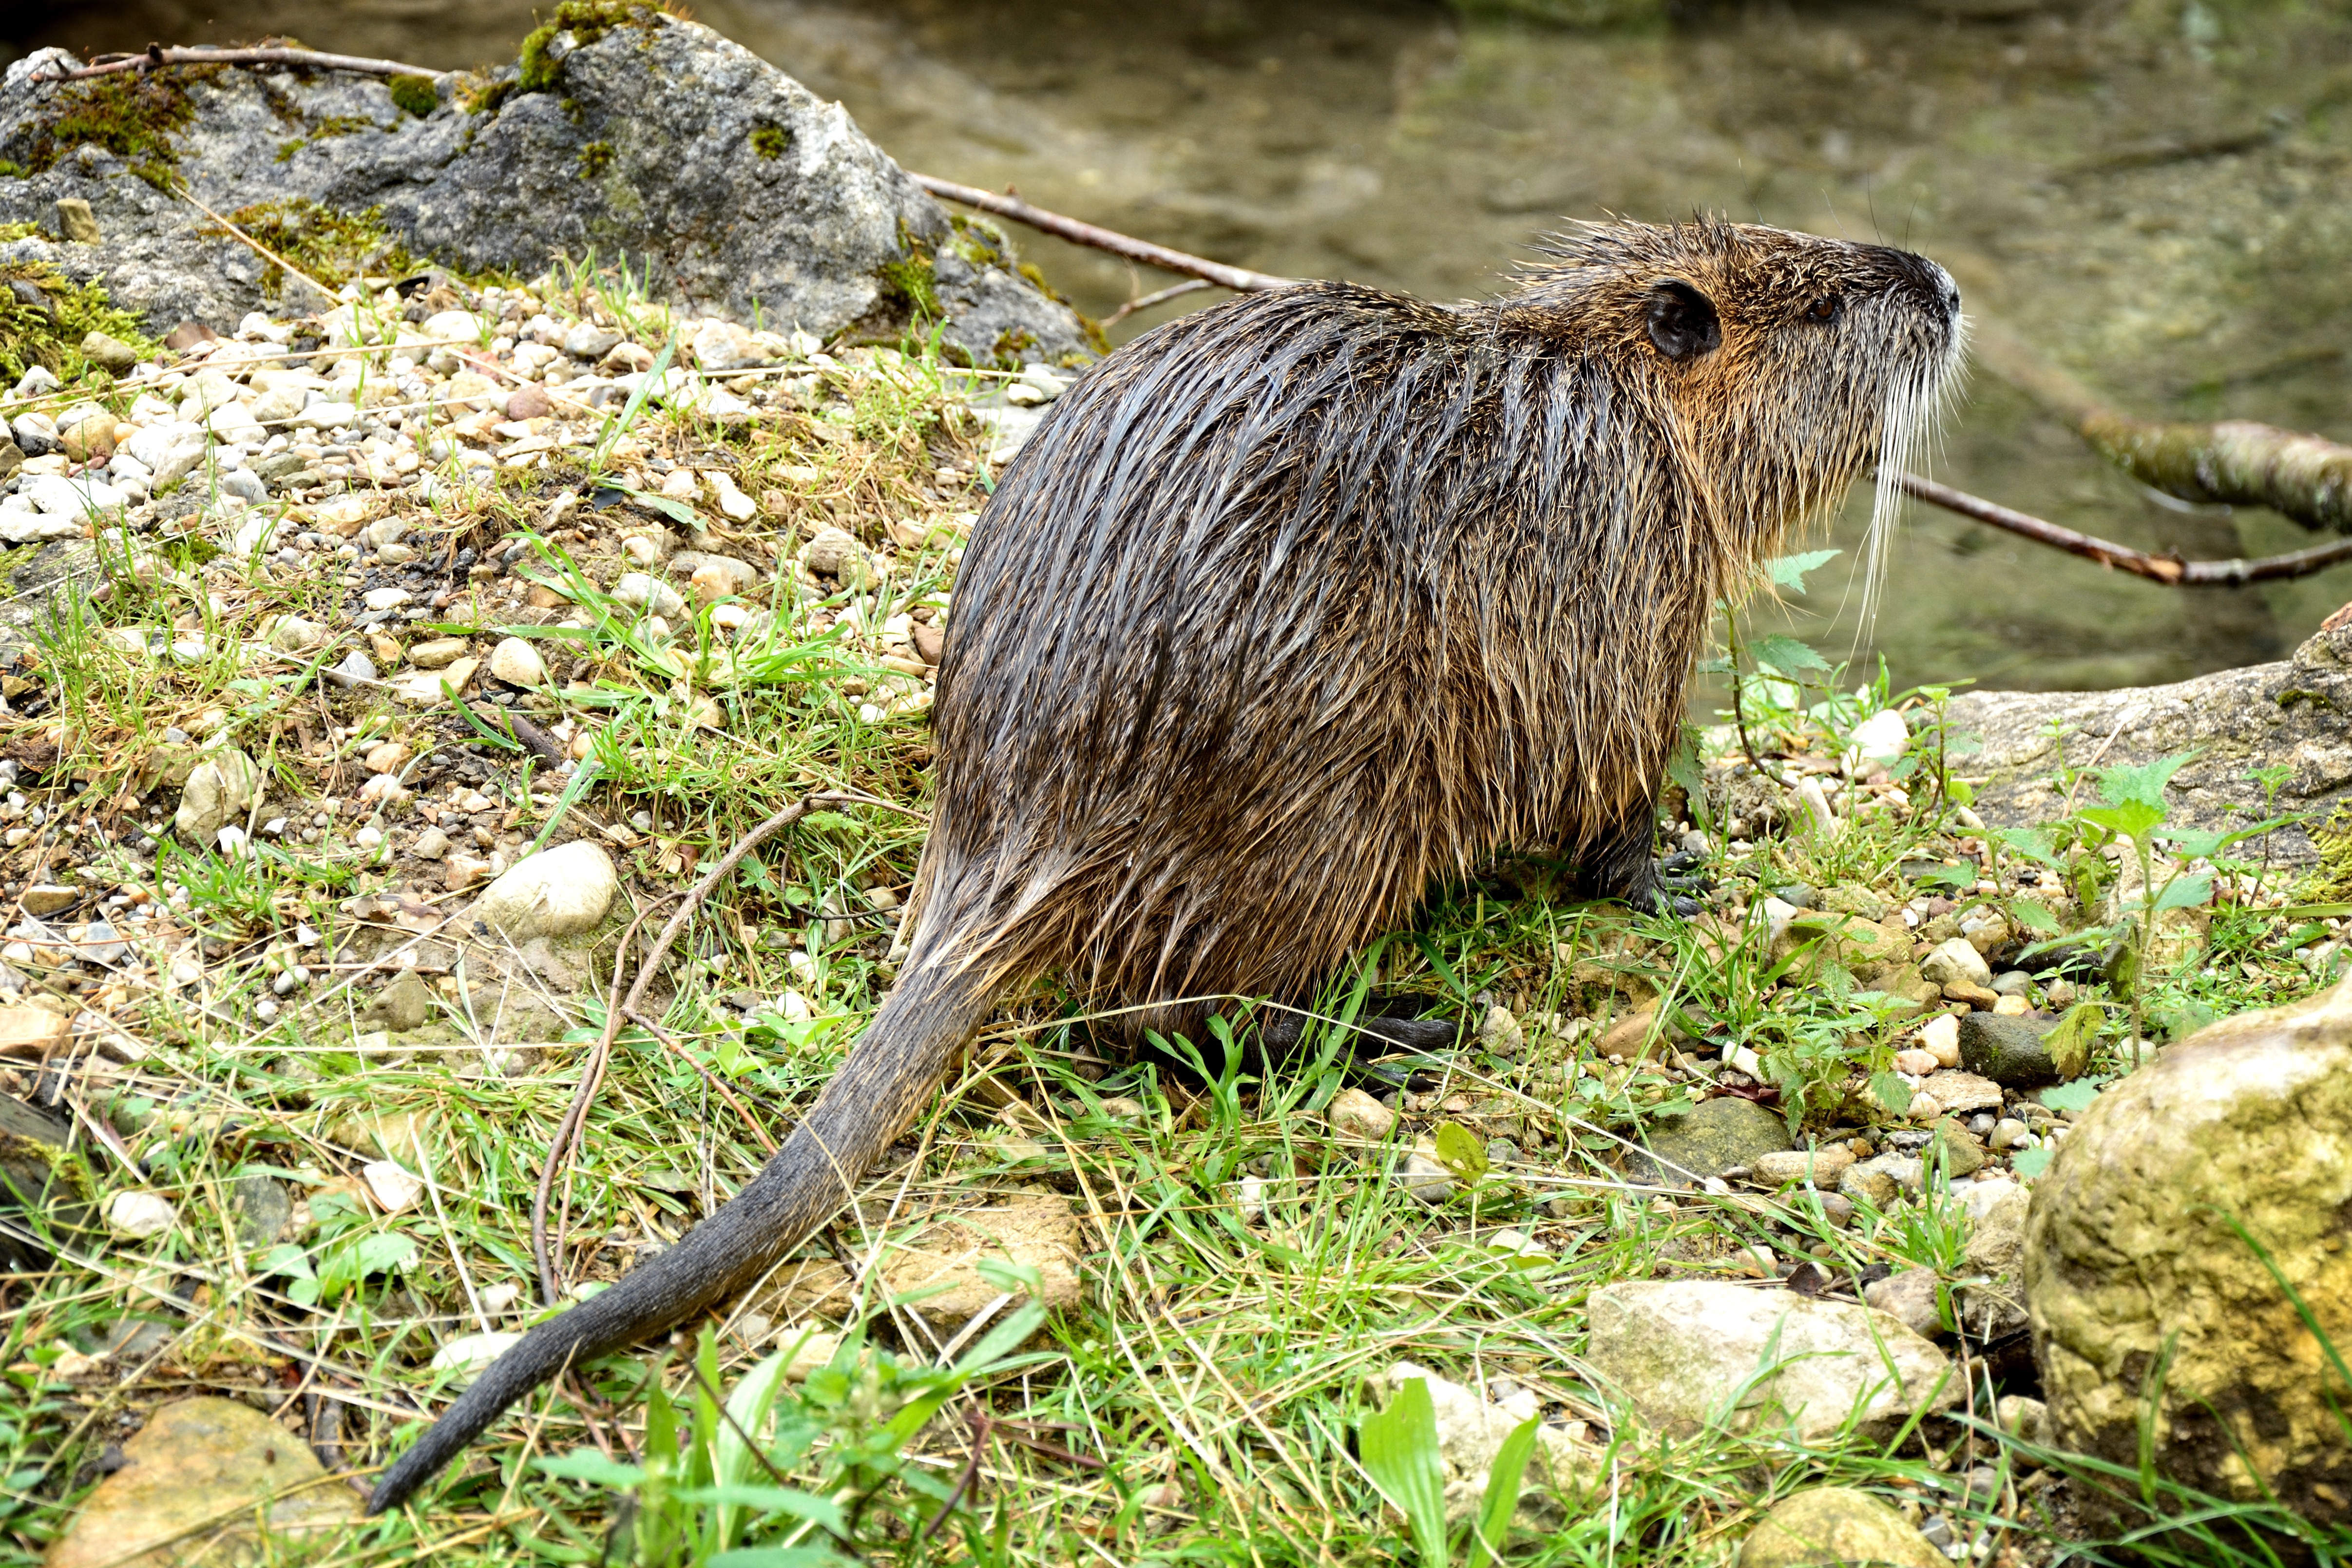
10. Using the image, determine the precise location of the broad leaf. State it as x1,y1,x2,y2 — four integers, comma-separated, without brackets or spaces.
1869,1072,1913,1117
2007,898,2061,935
1433,1122,1489,1185
2039,1074,2115,1114
2152,874,2214,913
2079,800,2164,841
2098,753,2195,812
1748,634,1832,677
1360,1377,1450,1568
535,1449,649,1488
1767,549,1842,592
1471,1417,1542,1565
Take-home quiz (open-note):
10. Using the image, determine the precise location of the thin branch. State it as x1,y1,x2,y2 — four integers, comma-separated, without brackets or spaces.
33,45,443,83
908,175,1294,295
171,180,339,304
1896,471,2352,586
1103,279,1211,327
1973,318,2352,533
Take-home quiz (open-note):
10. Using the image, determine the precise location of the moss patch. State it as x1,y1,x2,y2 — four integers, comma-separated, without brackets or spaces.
273,114,376,164
0,262,157,385
8,69,205,191
211,201,415,296
750,124,790,160
577,141,615,177
515,0,669,95
388,74,440,117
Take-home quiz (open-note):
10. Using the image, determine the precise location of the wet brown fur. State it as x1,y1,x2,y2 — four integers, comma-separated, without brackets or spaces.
370,218,1963,1513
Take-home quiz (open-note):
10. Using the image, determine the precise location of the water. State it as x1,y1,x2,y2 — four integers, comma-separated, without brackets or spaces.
24,0,2352,693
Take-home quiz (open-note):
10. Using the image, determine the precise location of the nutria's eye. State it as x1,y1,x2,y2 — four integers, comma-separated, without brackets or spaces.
1803,295,1842,324
1645,280,1721,362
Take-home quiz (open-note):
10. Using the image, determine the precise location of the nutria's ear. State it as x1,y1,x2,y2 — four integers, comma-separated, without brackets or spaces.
1645,280,1721,362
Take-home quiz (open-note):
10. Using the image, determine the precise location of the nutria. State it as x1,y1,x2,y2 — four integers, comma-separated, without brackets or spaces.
368,217,1962,1512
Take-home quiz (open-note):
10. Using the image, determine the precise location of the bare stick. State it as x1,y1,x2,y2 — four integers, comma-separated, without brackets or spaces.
908,175,1294,295
34,45,443,83
171,181,340,305
1974,318,2352,533
1896,471,2352,586
1104,279,1212,327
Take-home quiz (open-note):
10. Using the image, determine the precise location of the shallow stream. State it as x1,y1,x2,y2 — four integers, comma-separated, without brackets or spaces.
21,0,2352,694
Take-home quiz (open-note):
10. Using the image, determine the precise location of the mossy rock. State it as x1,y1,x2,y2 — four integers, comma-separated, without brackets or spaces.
1636,1095,1791,1187
1739,1486,1943,1568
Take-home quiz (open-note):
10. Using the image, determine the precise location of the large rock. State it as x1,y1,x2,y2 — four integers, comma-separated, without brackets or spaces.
1634,1095,1792,1187
1954,622,2352,867
472,841,617,939
44,1397,358,1568
0,18,1092,364
1585,1281,1959,1441
1739,1486,1944,1568
1362,1360,1596,1530
2025,977,2352,1524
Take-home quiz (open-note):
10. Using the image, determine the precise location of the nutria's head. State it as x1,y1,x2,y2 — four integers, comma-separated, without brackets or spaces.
1510,218,1966,604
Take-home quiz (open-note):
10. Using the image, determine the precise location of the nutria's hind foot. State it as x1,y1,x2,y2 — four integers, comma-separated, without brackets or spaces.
1257,1005,1459,1087
1625,849,1711,917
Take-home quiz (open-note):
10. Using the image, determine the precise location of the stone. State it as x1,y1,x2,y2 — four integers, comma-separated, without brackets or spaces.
43,1397,358,1568
691,317,769,372
563,323,623,362
612,572,688,619
1928,1116,1987,1178
2026,977,2352,1523
1396,1146,1457,1205
1749,1145,1855,1188
79,330,138,374
504,384,552,421
365,969,435,1032
104,1190,177,1239
1954,622,2352,869
1838,1161,1902,1207
0,1004,70,1058
1585,1281,1958,1442
802,526,872,587
487,636,549,688
173,747,260,839
230,1175,290,1248
1637,1095,1791,1187
1863,1266,1946,1338
1917,1069,2003,1116
393,657,479,707
1363,1361,1594,1529
430,1330,526,1387
1954,1178,2030,1338
362,586,412,612
362,1158,424,1213
408,637,470,669
1918,1011,1961,1067
54,196,100,244
688,555,758,603
19,883,74,916
1956,1012,2060,1086
877,1193,1083,1335
1325,1087,1396,1141
1476,1004,1527,1058
268,614,326,653
474,841,618,938
1919,937,1991,990
1739,1486,1945,1568
362,741,410,774
410,826,451,861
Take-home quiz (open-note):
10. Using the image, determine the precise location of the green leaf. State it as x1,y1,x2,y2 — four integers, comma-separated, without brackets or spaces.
2009,1146,2053,1179
675,1484,848,1536
1471,1417,1542,1565
2044,1003,2105,1080
619,486,703,529
1766,548,1841,592
2080,800,2164,841
1432,1122,1489,1185
1360,1378,1450,1568
352,1233,419,1276
260,1243,313,1279
1869,1071,1913,1116
2098,753,2195,813
2039,1074,2115,1114
2006,898,2061,935
705,1549,854,1568
1993,826,2062,868
2152,874,2214,913
1748,633,1832,677
975,1257,1044,1296
535,1449,650,1489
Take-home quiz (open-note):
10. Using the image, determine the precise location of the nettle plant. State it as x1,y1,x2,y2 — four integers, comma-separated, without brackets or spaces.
1996,752,2293,1054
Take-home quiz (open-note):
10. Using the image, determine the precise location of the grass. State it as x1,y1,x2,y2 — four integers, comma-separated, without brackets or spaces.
0,261,2343,1568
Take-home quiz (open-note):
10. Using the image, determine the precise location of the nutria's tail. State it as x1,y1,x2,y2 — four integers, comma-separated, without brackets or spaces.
365,954,992,1514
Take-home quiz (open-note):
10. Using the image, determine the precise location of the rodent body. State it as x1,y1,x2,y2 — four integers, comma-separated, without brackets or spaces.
369,218,1962,1512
